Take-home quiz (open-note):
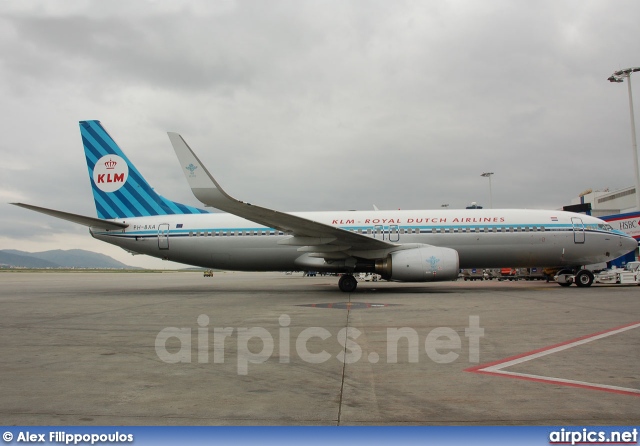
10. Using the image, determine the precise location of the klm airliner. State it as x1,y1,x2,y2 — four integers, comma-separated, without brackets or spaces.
13,121,637,292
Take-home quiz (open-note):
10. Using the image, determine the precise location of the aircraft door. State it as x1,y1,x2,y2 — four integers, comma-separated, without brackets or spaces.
158,223,170,249
389,225,400,242
374,225,384,240
571,217,585,244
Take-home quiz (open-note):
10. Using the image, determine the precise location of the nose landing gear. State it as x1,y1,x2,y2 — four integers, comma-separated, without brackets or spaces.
555,268,595,287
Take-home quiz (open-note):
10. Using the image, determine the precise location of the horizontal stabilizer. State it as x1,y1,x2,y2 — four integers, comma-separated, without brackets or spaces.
12,203,128,230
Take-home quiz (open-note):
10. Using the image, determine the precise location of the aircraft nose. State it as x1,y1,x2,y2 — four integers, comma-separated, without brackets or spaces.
623,235,638,255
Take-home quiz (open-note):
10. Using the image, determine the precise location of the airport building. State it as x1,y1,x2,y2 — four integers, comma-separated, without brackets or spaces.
570,186,638,217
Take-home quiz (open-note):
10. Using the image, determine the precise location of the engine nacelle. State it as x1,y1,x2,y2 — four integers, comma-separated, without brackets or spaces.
375,246,459,282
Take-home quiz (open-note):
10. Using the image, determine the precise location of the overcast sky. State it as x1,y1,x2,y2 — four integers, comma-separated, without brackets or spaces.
1,0,639,268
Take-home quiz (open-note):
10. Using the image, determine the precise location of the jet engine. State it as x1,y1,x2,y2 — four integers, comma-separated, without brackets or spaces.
375,246,459,282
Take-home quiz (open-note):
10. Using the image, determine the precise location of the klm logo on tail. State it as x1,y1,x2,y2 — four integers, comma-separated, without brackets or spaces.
93,155,128,193
80,120,208,219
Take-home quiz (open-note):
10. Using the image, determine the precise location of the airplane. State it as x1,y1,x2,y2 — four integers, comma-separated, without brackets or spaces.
12,120,638,292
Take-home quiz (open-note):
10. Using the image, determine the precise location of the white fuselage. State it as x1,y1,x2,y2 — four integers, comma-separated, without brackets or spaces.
91,208,637,272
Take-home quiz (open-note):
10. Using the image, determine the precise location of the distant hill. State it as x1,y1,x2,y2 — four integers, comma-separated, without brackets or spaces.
0,251,59,268
0,249,140,269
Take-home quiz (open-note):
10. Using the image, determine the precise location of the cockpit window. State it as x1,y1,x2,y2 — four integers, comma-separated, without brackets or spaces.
597,224,614,231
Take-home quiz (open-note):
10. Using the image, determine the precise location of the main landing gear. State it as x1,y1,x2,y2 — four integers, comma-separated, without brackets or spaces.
338,274,358,293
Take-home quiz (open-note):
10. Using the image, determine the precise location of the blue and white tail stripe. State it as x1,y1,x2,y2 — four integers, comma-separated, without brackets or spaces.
81,120,208,219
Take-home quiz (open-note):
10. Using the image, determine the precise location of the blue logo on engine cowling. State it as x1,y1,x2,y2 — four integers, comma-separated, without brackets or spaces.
427,256,440,271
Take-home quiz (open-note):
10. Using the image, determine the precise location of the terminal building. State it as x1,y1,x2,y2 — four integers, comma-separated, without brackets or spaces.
569,186,637,217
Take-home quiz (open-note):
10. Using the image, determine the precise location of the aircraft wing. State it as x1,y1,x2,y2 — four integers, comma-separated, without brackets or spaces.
168,133,396,251
12,203,128,231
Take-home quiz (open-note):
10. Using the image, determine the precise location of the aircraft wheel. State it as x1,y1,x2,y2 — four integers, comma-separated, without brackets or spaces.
338,274,358,293
575,270,594,287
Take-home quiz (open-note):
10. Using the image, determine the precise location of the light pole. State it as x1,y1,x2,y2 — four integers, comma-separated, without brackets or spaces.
481,172,494,209
608,67,640,211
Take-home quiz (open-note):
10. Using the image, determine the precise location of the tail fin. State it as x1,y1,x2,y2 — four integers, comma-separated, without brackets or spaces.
80,120,208,219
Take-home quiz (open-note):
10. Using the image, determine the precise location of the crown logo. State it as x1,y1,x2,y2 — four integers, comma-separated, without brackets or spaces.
186,163,198,176
104,158,117,169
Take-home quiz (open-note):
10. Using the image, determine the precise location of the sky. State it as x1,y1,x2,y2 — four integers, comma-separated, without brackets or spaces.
1,0,640,269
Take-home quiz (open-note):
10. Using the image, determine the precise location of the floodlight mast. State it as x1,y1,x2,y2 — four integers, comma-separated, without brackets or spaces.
608,67,640,211
481,172,494,209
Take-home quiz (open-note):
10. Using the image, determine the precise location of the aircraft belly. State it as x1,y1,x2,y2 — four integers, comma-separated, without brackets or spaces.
443,233,629,268
161,237,300,271
423,233,569,268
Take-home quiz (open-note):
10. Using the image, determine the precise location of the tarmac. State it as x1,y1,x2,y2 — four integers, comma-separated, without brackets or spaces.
0,271,638,425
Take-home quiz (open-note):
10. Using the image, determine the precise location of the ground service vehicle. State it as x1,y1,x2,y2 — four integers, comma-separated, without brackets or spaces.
556,262,640,286
594,262,640,285
462,268,485,281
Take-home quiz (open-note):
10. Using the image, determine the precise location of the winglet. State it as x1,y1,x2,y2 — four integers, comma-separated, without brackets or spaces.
167,132,236,210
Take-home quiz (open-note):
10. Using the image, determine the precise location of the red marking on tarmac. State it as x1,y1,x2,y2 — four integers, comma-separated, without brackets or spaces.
465,321,640,397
